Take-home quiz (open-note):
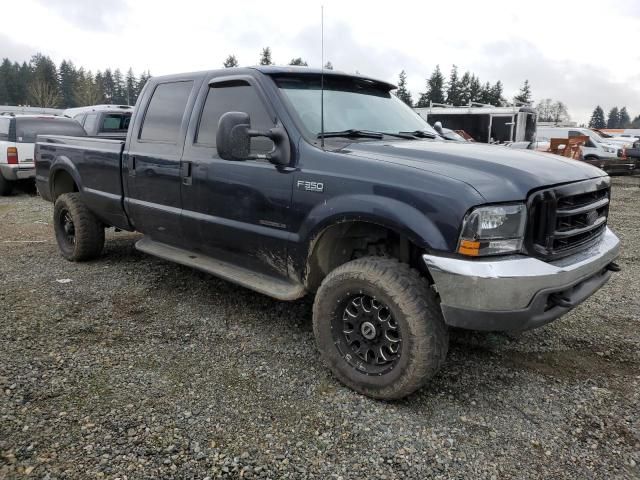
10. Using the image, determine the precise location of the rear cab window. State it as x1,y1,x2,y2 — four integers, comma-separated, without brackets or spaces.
101,113,131,133
15,118,87,143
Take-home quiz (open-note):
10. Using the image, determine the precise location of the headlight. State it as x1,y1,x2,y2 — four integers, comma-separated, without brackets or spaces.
604,147,616,153
457,204,527,256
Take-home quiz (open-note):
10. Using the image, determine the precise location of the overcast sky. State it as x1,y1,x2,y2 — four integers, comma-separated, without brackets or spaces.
2,0,639,123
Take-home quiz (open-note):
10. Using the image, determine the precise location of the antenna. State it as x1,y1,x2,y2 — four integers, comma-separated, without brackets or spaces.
320,5,325,149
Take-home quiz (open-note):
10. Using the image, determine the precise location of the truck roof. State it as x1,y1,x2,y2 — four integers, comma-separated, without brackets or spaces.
150,66,397,91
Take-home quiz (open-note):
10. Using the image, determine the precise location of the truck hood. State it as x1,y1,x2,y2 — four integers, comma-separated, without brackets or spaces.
345,140,607,202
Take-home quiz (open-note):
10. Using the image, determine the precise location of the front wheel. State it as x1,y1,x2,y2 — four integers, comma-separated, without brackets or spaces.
53,193,105,261
313,257,449,400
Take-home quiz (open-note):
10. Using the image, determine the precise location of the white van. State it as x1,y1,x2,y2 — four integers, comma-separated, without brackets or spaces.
0,114,86,195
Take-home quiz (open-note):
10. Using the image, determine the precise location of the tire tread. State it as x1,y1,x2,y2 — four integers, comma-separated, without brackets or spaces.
313,257,448,400
54,193,105,261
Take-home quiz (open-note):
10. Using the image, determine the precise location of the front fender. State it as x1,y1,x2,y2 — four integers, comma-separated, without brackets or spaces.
298,193,449,253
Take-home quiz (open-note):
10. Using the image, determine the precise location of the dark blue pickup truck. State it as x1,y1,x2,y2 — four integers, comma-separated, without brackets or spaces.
35,66,620,399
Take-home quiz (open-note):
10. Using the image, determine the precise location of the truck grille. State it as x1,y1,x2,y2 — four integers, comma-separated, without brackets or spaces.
526,178,610,260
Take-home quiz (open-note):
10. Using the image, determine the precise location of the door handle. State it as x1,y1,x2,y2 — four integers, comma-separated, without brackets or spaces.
128,156,136,176
181,161,192,186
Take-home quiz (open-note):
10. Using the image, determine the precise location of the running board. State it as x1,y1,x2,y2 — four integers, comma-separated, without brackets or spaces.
135,237,306,301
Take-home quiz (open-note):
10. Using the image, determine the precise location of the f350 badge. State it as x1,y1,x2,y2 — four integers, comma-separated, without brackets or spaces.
296,180,324,193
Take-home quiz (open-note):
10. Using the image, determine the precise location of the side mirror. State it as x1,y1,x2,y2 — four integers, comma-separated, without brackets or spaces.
433,121,444,135
216,111,291,166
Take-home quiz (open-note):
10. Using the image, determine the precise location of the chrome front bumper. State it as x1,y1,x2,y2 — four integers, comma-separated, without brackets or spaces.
423,227,620,331
0,164,35,181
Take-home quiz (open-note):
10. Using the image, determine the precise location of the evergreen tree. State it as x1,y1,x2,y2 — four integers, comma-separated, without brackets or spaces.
618,107,631,128
102,69,116,103
395,70,413,107
458,71,471,105
631,115,640,128
468,74,481,103
606,107,620,128
59,60,78,108
223,55,239,68
29,53,59,106
488,81,505,106
289,58,308,66
259,47,273,65
0,59,14,104
75,70,104,106
125,68,137,105
445,65,462,105
94,70,105,103
28,54,58,106
136,71,151,99
478,82,493,104
324,61,333,70
514,79,532,105
588,106,606,129
113,69,126,104
0,52,149,108
30,54,58,87
16,62,30,105
416,65,445,107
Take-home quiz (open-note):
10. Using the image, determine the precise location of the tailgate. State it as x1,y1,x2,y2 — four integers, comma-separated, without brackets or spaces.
16,143,35,165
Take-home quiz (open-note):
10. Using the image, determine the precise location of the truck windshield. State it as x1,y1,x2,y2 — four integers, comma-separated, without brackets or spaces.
274,75,438,139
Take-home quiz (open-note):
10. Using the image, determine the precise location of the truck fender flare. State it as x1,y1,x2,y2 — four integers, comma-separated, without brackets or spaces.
298,193,449,258
48,157,83,198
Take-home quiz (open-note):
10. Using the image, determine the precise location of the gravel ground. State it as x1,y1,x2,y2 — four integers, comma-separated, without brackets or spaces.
1,178,639,479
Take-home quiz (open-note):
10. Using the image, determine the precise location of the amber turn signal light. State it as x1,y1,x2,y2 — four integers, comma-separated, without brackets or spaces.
458,239,480,256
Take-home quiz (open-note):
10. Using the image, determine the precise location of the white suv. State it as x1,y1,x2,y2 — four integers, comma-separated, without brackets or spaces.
0,114,86,195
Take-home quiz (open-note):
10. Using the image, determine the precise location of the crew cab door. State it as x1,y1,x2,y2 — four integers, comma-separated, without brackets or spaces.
179,76,293,279
124,79,199,245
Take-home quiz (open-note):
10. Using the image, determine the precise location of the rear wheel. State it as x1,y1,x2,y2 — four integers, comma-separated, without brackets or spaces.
313,257,449,400
0,175,13,196
53,193,105,261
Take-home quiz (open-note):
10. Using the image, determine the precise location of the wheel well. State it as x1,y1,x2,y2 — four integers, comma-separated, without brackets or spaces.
305,221,430,291
51,170,78,200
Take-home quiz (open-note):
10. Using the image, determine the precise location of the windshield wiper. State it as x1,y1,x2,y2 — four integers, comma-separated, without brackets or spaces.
317,129,418,140
318,129,384,139
399,130,438,139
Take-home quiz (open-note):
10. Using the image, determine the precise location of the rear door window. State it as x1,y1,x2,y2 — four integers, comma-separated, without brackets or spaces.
15,118,87,143
139,81,193,143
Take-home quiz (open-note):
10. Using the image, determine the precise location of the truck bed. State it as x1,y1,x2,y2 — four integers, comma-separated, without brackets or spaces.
35,135,130,229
